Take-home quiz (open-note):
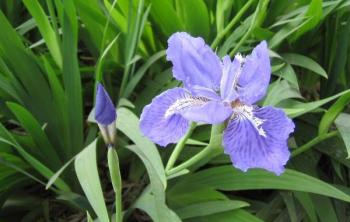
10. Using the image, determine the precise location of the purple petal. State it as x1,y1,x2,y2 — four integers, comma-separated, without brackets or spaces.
166,32,222,91
220,55,241,102
139,88,190,147
238,41,271,104
95,83,116,125
223,106,294,175
160,87,231,124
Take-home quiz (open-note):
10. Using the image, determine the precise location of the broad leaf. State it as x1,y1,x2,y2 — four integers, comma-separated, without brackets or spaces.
117,108,178,221
75,140,110,222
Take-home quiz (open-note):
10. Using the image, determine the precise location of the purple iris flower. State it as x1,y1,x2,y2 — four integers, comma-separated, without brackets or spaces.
95,83,117,145
140,32,294,175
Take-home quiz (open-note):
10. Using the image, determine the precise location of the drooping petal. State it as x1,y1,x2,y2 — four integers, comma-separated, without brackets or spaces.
220,55,241,102
95,83,116,125
237,41,271,104
166,32,222,91
223,106,294,175
139,88,190,147
161,87,231,124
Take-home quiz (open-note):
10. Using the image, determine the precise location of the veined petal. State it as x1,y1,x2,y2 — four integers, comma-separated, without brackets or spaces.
164,88,232,124
190,85,221,100
180,100,232,124
223,106,294,175
238,41,271,104
140,87,232,147
166,32,222,91
95,83,116,125
140,88,190,147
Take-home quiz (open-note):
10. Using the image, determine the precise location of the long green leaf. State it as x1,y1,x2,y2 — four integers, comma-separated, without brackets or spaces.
74,140,110,222
23,0,62,68
290,0,323,41
282,53,327,78
62,0,83,155
175,166,350,202
187,209,263,222
263,80,302,106
42,58,70,159
284,89,350,118
175,200,249,219
176,0,210,39
46,155,77,190
117,108,179,221
0,124,69,191
7,102,62,170
294,192,317,222
312,195,339,222
133,187,181,222
149,0,183,36
319,91,350,135
116,108,166,188
123,50,166,98
335,113,350,158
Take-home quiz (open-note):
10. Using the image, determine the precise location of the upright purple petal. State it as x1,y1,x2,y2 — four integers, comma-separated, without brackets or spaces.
237,41,271,104
95,83,116,125
140,88,190,147
220,55,241,102
166,32,222,91
223,106,294,175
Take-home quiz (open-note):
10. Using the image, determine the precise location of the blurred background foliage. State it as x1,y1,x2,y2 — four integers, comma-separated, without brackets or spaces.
0,0,349,221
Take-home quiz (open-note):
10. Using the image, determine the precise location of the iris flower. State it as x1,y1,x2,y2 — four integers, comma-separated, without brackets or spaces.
95,83,117,146
140,32,294,175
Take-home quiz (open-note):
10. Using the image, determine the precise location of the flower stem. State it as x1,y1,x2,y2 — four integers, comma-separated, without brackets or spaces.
166,124,224,176
165,122,197,172
107,147,123,222
211,0,256,49
291,131,339,157
167,143,220,176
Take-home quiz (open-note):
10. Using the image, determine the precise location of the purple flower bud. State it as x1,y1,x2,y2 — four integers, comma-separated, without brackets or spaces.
95,83,116,125
95,83,116,146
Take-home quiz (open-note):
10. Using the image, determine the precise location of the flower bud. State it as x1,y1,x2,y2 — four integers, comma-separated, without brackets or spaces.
95,83,117,146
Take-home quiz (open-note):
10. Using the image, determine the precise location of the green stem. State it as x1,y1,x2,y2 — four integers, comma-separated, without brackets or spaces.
165,122,197,172
291,131,339,157
166,124,224,176
108,148,123,222
211,0,256,49
167,144,218,176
